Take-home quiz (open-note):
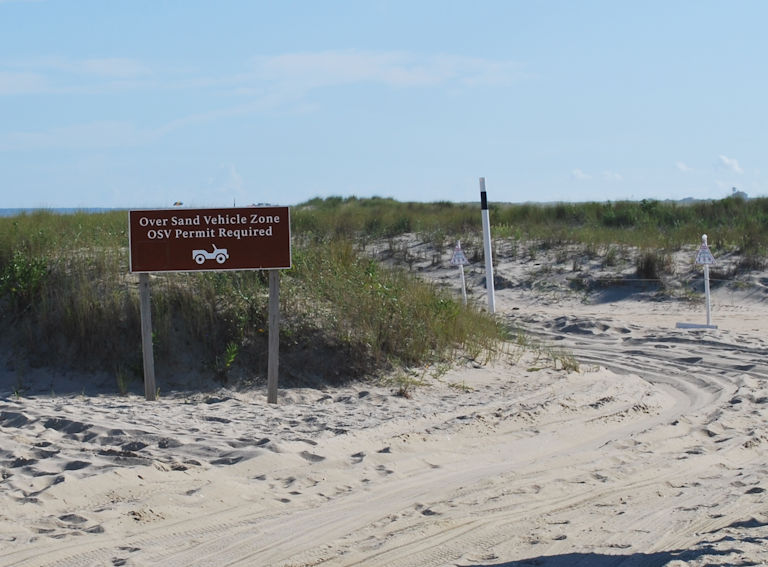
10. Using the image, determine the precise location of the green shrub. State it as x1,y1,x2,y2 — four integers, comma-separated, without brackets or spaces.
0,250,48,311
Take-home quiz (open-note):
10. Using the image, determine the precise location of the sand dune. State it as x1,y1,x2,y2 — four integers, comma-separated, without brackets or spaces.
2,241,768,566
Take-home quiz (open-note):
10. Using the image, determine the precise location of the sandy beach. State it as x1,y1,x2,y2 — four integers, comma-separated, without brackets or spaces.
2,241,768,566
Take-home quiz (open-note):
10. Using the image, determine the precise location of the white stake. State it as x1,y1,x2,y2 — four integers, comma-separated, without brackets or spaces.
479,178,496,314
702,235,712,326
676,233,717,330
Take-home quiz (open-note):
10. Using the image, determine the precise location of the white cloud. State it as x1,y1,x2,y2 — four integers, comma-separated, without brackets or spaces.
7,56,151,78
571,168,591,180
676,161,693,173
571,169,621,182
718,154,743,174
0,50,523,99
225,164,243,193
205,163,249,205
0,71,48,94
250,50,526,89
76,58,150,78
0,120,146,151
0,56,152,96
0,50,526,148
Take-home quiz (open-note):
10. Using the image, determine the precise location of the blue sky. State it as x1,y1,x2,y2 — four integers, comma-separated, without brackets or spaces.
1,0,766,208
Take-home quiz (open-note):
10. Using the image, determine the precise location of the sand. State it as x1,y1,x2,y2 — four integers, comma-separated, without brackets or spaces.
2,240,768,566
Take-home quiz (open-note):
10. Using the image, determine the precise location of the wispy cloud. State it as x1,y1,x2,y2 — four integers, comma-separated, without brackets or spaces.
0,50,524,99
4,56,150,78
0,50,529,150
571,168,591,180
0,97,294,151
0,56,153,96
0,120,147,151
223,163,243,195
571,168,622,182
250,50,527,89
676,161,693,173
70,58,150,78
718,154,743,174
0,70,48,94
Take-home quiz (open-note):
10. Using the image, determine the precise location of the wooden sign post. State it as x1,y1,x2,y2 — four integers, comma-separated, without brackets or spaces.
129,206,292,402
267,269,280,404
138,273,157,401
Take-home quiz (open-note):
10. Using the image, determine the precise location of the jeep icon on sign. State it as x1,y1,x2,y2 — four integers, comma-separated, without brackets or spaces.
192,244,229,265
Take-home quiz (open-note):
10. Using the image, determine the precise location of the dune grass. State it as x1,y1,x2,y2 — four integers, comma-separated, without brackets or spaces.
0,208,505,391
293,194,768,255
287,238,502,367
2,194,765,392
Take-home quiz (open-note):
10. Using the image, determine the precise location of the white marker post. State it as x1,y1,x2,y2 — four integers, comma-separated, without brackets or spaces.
699,234,714,326
450,240,470,305
479,178,496,313
676,234,717,330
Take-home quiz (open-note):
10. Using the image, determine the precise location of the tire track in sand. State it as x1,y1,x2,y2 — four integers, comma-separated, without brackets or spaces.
4,311,766,566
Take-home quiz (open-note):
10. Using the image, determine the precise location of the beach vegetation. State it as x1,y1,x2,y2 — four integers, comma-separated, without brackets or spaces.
115,365,132,396
3,194,767,393
635,250,675,282
0,250,48,313
386,370,428,399
293,194,768,253
0,208,504,393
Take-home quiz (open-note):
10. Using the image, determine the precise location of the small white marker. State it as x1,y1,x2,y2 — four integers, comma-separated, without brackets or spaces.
450,240,469,305
676,234,717,330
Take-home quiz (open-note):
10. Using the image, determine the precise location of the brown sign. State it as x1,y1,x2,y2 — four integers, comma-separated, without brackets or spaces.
129,207,291,273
